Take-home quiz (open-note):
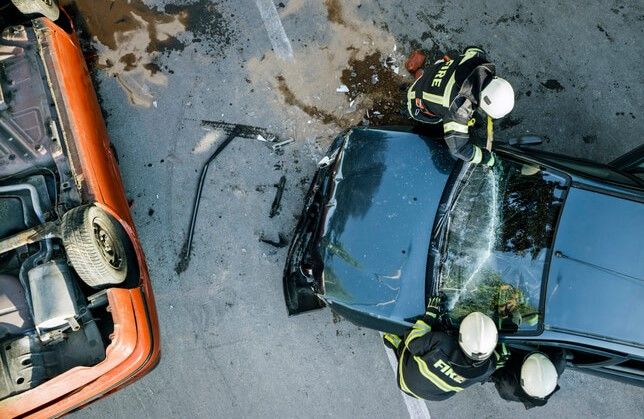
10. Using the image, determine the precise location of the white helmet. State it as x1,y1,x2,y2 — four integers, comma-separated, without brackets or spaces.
520,353,558,399
458,312,498,361
480,77,515,119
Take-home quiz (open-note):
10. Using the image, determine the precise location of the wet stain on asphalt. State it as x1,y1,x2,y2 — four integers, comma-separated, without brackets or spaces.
582,134,597,144
540,79,565,92
340,52,408,126
276,76,345,126
324,0,346,26
62,0,234,56
60,0,234,106
165,0,235,55
60,0,186,53
596,24,614,42
500,116,523,130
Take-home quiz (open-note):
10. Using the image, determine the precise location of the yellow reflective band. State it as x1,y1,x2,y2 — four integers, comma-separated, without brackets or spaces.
467,118,476,127
443,121,469,134
459,48,482,65
407,77,421,117
414,357,464,393
398,350,423,399
422,72,457,108
404,329,426,349
416,319,432,330
471,146,483,164
384,333,402,349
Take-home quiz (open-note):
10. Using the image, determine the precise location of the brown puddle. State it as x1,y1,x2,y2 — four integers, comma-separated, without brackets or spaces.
247,0,409,139
276,76,346,126
324,0,350,28
340,52,408,126
59,0,233,107
59,0,185,52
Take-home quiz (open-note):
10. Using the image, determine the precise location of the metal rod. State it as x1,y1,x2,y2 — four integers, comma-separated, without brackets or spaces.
0,221,59,255
176,124,241,274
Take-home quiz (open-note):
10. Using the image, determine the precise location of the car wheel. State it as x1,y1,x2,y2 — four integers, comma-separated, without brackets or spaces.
9,0,60,21
62,205,130,287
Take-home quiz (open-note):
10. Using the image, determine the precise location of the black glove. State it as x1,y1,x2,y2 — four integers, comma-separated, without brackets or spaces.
426,296,443,318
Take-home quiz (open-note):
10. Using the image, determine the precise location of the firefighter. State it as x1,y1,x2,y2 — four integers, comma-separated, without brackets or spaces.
405,47,515,166
383,299,502,401
491,349,565,409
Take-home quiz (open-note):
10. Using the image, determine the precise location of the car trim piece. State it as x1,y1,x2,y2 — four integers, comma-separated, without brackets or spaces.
546,325,644,350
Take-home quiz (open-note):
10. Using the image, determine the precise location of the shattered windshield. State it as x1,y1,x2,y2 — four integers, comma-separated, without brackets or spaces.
437,158,567,333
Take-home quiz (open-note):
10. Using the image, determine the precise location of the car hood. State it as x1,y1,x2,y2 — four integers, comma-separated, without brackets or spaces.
317,127,455,324
545,187,644,347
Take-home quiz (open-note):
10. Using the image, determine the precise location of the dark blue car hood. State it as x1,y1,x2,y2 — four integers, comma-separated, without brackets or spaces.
318,128,454,324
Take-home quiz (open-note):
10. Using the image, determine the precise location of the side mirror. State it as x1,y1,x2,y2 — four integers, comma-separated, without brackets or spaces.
508,135,544,146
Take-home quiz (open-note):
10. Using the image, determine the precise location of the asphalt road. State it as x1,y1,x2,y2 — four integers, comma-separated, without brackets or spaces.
68,0,643,418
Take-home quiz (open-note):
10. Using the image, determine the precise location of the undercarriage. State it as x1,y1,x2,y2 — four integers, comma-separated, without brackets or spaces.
0,19,133,401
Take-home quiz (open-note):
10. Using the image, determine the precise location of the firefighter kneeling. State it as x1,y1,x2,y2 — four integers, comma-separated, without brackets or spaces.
384,298,501,401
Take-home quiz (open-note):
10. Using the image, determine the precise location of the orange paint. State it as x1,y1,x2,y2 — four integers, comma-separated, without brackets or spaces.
0,17,159,418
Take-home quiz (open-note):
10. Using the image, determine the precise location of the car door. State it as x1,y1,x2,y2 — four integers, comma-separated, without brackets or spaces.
509,340,644,386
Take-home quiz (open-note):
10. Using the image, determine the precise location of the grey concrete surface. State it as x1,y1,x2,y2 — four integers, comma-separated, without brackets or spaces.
68,0,643,418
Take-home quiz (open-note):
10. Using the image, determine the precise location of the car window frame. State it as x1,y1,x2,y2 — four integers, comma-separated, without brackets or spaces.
506,146,644,190
508,340,627,368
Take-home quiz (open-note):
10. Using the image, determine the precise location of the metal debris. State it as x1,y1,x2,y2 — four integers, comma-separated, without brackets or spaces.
269,175,286,218
176,124,241,274
256,133,276,143
259,233,289,248
271,138,294,152
336,84,350,93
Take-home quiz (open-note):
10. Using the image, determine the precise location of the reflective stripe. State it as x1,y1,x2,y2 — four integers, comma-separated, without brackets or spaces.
405,329,426,349
405,319,433,349
407,77,421,117
384,333,402,349
414,356,464,393
425,311,437,319
470,146,483,164
443,121,469,134
398,350,423,399
422,71,456,107
416,319,432,330
459,48,483,65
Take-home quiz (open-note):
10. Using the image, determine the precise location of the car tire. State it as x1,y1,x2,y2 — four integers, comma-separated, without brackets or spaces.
62,205,129,288
9,0,60,21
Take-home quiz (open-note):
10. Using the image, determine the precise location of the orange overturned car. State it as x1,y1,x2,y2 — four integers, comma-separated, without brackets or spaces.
0,2,159,417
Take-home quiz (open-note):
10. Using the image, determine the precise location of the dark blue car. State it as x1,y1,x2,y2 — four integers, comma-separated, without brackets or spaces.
284,127,644,386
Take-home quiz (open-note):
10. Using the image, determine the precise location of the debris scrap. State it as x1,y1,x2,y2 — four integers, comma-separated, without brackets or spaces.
259,233,289,248
269,175,287,218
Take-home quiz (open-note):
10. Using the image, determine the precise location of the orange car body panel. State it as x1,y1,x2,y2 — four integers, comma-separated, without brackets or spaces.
0,18,160,418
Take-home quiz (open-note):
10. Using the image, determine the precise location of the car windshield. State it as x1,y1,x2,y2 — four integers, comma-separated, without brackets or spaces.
436,158,567,333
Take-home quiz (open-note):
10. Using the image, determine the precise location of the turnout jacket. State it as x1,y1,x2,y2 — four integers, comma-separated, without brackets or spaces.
407,47,495,163
395,310,500,401
491,348,566,409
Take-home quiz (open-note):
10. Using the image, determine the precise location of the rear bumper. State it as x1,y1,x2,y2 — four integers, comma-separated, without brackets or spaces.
0,288,160,418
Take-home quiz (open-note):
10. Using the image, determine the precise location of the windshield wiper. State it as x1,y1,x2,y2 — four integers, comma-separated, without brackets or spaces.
431,163,477,289
433,163,476,241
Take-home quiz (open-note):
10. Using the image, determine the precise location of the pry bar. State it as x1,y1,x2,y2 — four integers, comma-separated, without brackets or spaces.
176,124,241,274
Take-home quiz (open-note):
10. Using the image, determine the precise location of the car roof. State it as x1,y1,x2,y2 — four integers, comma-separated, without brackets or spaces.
545,186,644,348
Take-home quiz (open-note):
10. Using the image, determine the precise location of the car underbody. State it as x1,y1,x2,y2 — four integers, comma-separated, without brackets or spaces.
0,19,134,402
